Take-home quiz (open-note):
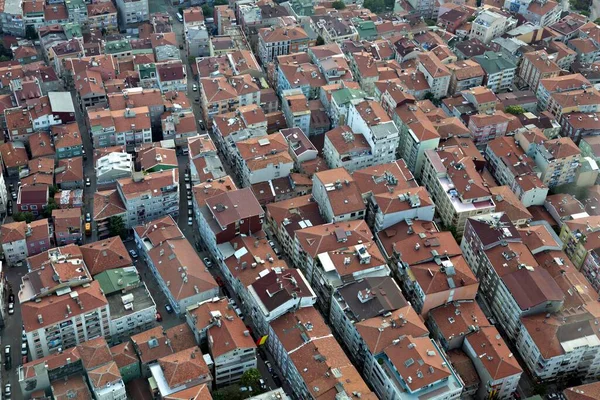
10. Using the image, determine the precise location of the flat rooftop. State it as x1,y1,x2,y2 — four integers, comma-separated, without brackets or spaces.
107,283,155,320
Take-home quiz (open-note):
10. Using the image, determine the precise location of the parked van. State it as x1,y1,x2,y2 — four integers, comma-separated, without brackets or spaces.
176,12,183,22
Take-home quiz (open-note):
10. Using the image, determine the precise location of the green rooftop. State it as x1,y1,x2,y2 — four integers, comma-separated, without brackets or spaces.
332,88,367,106
65,0,85,9
290,0,314,16
473,51,517,74
64,23,83,40
105,39,133,54
95,267,140,295
355,20,377,40
137,63,157,79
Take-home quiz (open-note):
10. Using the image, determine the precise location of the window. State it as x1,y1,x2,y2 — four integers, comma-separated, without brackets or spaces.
21,205,28,210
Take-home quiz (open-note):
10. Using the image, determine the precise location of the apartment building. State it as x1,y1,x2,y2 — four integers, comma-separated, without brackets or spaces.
473,52,518,93
312,168,366,223
186,298,257,386
518,51,561,93
281,90,311,135
267,306,374,399
416,52,451,98
328,277,463,400
505,0,561,26
96,152,133,185
22,280,109,360
115,0,149,26
52,208,82,245
134,216,219,314
446,60,486,95
199,75,260,122
537,74,600,118
420,145,495,236
234,132,294,187
559,215,600,269
470,10,517,44
87,106,152,149
257,26,310,64
156,61,187,93
95,267,156,344
461,213,564,340
245,269,315,335
393,103,440,178
531,137,581,187
187,134,226,184
467,112,511,146
536,73,592,112
485,136,549,206
194,185,264,260
116,170,179,228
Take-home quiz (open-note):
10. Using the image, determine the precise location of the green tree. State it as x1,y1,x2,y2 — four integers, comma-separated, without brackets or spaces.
364,0,385,13
316,36,325,46
240,368,263,393
505,105,525,115
212,385,243,400
214,0,228,5
43,199,58,218
49,185,59,198
424,18,436,26
202,5,213,18
14,212,35,223
595,18,600,24
332,0,346,9
109,215,127,239
25,26,38,41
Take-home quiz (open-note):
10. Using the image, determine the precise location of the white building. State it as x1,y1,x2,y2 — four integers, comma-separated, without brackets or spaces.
417,52,451,99
312,168,366,223
470,10,518,44
115,0,148,26
117,170,179,228
88,361,127,400
1,221,27,266
421,146,495,236
246,269,316,336
22,281,110,360
186,298,257,386
96,152,134,185
0,170,7,221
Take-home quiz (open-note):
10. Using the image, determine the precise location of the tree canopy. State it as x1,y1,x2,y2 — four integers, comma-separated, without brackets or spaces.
332,0,346,9
505,105,525,115
363,0,385,13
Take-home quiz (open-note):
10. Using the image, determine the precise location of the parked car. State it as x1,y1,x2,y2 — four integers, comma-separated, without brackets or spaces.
4,345,10,357
8,303,14,315
11,192,16,200
22,355,27,364
234,307,244,319
155,312,162,322
21,343,27,356
4,357,11,370
85,213,91,222
85,178,91,187
165,304,173,313
215,276,225,287
198,120,206,130
5,383,10,398
129,249,138,259
203,257,213,268
187,192,192,200
259,378,267,390
188,216,193,226
192,84,197,91
187,200,193,208
265,360,273,373
8,294,14,303
184,173,190,182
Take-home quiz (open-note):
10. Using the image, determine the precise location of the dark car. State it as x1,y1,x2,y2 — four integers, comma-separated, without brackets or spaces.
165,304,173,314
4,357,11,370
8,294,14,303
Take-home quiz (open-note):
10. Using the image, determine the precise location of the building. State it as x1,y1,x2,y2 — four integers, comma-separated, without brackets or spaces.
417,52,451,98
194,186,264,259
234,132,294,187
257,26,310,64
267,306,374,399
134,216,219,314
186,298,257,386
52,208,82,245
246,269,316,335
187,134,226,184
470,10,517,44
461,213,564,340
52,123,83,160
96,152,134,185
93,190,127,239
559,216,600,270
518,51,561,93
421,146,495,236
116,170,179,228
446,60,486,95
22,280,109,360
149,347,211,398
281,90,311,135
115,0,149,26
531,137,581,188
17,185,49,217
312,168,366,223
95,267,156,344
473,52,518,93
485,136,549,207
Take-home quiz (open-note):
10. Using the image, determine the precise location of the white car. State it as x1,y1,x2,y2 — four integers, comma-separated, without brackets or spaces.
8,303,14,315
203,257,213,267
192,84,197,91
4,383,10,398
21,343,27,356
85,178,91,187
188,217,193,226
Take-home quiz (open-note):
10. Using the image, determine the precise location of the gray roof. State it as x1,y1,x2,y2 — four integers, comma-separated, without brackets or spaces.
371,121,398,140
337,277,407,322
473,51,518,74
